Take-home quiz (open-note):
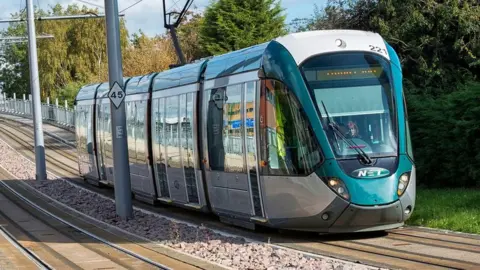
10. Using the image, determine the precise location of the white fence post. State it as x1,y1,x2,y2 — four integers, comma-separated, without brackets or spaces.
13,93,16,113
23,94,26,114
55,98,59,124
29,94,33,115
65,100,69,126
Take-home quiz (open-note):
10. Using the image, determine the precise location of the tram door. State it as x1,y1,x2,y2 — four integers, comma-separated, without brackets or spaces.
204,81,265,218
152,92,200,206
95,103,106,180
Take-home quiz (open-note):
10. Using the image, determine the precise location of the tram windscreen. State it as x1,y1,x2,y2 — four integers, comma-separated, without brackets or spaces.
301,52,398,159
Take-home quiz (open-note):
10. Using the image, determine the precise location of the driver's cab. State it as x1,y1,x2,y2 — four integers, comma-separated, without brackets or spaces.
329,113,396,158
301,51,398,161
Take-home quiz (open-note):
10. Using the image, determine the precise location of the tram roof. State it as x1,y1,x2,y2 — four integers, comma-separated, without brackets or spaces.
75,83,101,101
152,60,207,91
75,78,131,101
126,73,157,95
204,42,268,81
96,77,131,98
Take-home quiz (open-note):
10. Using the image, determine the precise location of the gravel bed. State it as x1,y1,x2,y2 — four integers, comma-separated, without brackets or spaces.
0,138,383,270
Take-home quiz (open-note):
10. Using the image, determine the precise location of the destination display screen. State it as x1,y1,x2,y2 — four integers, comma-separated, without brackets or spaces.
304,66,384,81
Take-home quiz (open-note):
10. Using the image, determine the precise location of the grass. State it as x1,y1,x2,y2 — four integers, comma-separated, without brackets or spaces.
406,188,480,234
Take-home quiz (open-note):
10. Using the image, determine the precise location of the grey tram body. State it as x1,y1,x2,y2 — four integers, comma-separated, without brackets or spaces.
75,30,416,233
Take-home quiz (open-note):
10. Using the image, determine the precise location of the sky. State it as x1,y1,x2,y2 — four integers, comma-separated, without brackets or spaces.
0,0,326,37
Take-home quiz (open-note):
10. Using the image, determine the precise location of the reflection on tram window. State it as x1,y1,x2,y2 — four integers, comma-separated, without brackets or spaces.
206,84,246,173
104,104,112,159
302,53,398,159
86,106,93,155
245,81,263,216
260,79,322,176
206,87,226,171
155,98,169,197
223,84,245,173
126,101,136,163
136,100,146,163
166,95,181,169
184,93,198,203
245,81,257,172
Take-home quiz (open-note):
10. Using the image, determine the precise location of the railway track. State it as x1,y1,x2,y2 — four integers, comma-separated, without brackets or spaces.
0,166,177,269
0,116,479,270
0,210,50,270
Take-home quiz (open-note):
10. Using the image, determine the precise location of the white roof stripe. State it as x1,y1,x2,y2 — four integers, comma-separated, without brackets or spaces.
274,30,390,64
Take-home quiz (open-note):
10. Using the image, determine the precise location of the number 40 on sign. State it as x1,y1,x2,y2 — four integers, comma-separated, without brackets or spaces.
108,82,126,109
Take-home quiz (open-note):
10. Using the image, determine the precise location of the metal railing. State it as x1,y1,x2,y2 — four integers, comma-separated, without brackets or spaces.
0,93,75,132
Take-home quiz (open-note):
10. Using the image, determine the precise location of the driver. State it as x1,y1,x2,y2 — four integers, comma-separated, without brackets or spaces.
347,121,361,138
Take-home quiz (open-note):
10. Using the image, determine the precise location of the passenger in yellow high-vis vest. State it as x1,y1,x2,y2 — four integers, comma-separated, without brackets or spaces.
274,93,287,159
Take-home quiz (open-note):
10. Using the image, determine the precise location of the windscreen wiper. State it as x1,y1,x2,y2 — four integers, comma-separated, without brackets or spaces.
320,101,373,165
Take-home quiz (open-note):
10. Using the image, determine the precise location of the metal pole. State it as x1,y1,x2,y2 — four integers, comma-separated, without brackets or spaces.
169,27,186,65
104,0,133,219
26,0,47,181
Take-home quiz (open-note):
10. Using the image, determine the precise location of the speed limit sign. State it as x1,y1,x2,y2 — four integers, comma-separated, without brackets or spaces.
108,82,126,109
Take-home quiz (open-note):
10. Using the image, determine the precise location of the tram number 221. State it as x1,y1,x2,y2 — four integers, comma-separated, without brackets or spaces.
369,45,388,55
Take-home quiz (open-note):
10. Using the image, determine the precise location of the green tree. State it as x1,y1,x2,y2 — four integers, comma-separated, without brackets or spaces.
293,0,480,94
177,9,208,62
123,33,176,76
200,0,288,55
0,15,30,97
408,82,480,188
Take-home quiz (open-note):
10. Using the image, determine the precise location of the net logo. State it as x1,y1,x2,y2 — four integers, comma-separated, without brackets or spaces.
352,167,390,179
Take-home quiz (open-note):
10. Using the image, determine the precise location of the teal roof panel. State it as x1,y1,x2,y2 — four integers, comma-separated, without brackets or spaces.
204,42,269,80
95,77,131,98
96,82,110,98
75,83,101,101
135,73,158,94
125,73,158,95
153,60,207,91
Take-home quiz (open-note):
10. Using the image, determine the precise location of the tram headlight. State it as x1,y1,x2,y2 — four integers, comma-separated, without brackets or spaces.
397,172,411,196
325,177,350,201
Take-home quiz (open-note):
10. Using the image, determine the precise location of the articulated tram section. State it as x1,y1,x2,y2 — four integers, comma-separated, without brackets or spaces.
0,30,478,270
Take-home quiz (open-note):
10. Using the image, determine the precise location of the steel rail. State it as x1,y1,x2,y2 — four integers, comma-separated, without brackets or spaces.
0,168,171,270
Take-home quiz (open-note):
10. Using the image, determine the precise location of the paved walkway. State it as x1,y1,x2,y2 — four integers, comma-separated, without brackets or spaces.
0,114,75,146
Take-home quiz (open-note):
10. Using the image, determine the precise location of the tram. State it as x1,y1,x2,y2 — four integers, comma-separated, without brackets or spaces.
74,30,416,232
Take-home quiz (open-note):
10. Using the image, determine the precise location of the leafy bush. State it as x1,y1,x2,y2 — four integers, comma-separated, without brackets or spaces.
408,82,480,187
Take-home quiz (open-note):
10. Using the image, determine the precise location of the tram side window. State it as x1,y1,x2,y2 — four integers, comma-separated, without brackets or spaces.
260,79,322,176
206,85,246,173
76,106,85,154
206,87,226,171
86,106,94,155
136,100,146,163
403,93,414,161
